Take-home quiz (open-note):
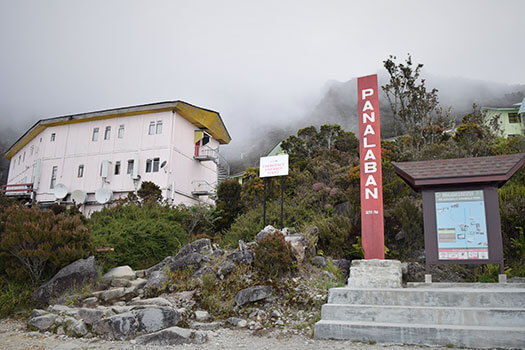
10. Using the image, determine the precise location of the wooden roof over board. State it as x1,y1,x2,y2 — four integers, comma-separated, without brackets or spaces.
392,153,525,191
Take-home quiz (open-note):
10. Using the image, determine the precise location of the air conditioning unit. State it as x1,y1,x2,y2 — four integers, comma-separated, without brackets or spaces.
101,160,110,178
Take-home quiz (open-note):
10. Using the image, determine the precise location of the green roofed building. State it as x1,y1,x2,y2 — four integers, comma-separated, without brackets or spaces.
481,98,525,137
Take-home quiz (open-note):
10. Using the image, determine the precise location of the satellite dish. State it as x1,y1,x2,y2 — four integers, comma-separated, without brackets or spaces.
95,188,113,204
53,184,68,200
71,190,87,204
160,161,167,168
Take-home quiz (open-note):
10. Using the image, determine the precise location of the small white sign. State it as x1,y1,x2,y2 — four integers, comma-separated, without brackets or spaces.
259,154,289,178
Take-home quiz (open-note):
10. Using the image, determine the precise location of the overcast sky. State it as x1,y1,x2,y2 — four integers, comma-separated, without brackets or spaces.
1,0,524,145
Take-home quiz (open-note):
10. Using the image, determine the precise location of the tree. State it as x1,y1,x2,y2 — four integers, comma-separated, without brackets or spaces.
215,179,244,233
382,54,451,150
137,181,162,202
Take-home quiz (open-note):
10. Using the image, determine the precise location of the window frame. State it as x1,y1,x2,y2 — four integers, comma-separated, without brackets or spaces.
148,121,156,135
104,126,111,140
153,157,160,172
50,166,58,189
127,160,134,174
156,120,163,134
92,127,99,141
115,161,121,175
145,159,152,173
50,133,56,142
118,124,125,139
508,112,521,124
78,164,84,178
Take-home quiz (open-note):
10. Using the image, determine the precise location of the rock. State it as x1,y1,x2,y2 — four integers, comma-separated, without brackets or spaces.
77,308,105,325
111,278,132,288
28,314,57,331
32,256,97,304
169,252,210,272
96,287,135,303
48,305,77,317
101,266,135,282
191,321,222,330
145,256,173,277
234,285,273,306
285,234,307,263
30,309,49,318
194,310,210,321
193,266,215,279
212,248,225,257
227,317,247,328
311,256,327,268
271,310,282,318
217,261,235,278
56,326,65,335
82,297,98,307
227,250,254,265
131,297,172,307
68,320,88,337
135,326,208,345
256,225,278,242
175,239,213,259
275,319,284,326
144,271,169,294
129,278,147,289
135,270,146,278
93,306,180,340
333,259,351,278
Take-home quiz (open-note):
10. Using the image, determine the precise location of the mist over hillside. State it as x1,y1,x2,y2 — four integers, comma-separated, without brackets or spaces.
225,74,525,173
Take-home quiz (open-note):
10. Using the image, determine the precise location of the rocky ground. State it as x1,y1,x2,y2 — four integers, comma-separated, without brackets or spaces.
1,318,450,350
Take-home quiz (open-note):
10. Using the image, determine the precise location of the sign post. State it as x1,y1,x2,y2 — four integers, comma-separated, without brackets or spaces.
260,154,289,228
357,74,385,259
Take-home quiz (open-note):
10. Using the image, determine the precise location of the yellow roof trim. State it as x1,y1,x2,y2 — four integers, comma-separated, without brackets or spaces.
5,101,231,160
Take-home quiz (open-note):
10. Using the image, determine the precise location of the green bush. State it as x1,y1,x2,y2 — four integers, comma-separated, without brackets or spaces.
253,231,295,279
89,202,189,271
311,215,357,259
0,205,92,285
215,179,244,233
0,276,37,318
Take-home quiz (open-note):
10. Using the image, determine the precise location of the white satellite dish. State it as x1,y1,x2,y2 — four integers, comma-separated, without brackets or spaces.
160,161,167,168
53,184,68,200
95,188,113,204
71,190,87,204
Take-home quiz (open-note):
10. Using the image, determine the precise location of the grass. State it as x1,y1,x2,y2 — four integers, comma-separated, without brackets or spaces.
0,277,39,318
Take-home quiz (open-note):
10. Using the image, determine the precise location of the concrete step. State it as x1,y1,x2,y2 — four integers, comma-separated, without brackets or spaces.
314,320,525,349
328,287,525,308
321,303,525,327
407,282,525,289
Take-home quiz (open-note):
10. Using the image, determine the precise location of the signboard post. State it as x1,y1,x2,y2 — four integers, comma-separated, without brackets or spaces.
259,154,289,228
357,74,385,259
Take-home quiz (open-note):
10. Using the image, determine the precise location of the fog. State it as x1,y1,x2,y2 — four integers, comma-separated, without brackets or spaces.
1,0,524,176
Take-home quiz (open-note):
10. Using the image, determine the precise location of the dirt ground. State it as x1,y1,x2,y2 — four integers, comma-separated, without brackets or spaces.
0,318,451,350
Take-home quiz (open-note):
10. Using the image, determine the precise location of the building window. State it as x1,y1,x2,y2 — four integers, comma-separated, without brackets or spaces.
104,126,111,140
156,120,163,134
127,160,134,174
78,165,84,178
145,159,152,173
115,161,121,175
30,145,34,156
18,155,21,165
149,121,156,135
50,133,56,142
153,158,160,172
508,113,521,124
23,152,26,162
118,125,125,138
92,127,99,141
50,166,58,189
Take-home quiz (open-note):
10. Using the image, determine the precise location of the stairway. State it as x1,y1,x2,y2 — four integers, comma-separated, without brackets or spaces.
314,282,525,349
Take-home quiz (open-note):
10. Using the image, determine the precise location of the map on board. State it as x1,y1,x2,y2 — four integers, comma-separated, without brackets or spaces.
435,190,489,260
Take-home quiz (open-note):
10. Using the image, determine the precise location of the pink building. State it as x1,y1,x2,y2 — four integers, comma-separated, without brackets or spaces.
3,101,231,216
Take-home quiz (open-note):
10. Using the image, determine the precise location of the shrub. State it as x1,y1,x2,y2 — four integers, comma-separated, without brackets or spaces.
0,205,92,285
0,276,37,318
253,231,295,280
215,179,244,233
311,215,357,259
89,202,189,271
137,181,162,202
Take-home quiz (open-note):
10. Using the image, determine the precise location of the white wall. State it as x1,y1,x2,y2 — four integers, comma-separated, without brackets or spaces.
7,109,223,211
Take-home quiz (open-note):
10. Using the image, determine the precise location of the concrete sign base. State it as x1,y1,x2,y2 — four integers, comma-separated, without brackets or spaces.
347,259,402,288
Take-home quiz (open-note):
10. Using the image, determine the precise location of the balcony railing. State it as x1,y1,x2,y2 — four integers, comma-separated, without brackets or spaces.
1,183,34,196
191,180,216,197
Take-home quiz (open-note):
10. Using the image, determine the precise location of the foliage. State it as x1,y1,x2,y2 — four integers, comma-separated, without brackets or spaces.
175,204,217,238
215,179,244,233
253,231,295,279
310,215,356,259
89,201,189,271
0,193,15,215
382,54,451,150
137,181,162,202
0,204,92,285
0,276,37,318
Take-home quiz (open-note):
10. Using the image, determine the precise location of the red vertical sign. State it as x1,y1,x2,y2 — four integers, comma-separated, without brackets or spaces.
357,74,384,259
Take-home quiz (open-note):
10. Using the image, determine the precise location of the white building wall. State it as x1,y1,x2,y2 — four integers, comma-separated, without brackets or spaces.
6,109,223,213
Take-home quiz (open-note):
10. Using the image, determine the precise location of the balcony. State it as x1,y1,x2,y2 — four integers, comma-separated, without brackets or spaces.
191,180,216,197
1,183,34,199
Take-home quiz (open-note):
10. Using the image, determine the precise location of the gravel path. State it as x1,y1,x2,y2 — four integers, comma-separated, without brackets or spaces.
0,318,451,350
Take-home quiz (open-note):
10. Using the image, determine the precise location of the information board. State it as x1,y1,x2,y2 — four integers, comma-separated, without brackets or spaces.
259,155,289,178
435,190,489,260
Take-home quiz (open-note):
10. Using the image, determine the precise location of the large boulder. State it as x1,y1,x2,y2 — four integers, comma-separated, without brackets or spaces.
28,314,57,331
256,225,279,242
101,266,135,282
227,250,254,265
168,252,210,272
93,306,181,340
284,234,307,263
174,238,213,259
234,285,273,306
135,326,208,345
32,256,97,304
144,271,169,295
